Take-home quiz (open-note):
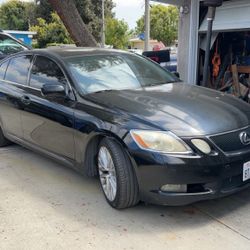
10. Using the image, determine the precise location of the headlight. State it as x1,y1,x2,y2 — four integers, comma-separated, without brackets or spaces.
130,130,192,154
191,139,211,154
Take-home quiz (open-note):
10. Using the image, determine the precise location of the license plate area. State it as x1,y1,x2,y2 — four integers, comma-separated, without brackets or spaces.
243,161,250,182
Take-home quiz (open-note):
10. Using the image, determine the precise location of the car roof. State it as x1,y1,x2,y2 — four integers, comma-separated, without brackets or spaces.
28,47,130,59
2,47,136,66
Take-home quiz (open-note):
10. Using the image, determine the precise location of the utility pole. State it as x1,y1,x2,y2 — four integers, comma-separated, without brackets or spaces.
101,0,105,48
144,0,150,51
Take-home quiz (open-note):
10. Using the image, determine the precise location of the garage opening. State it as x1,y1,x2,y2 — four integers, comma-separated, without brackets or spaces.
198,0,250,102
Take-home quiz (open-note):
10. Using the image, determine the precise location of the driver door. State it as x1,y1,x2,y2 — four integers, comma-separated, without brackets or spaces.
21,55,75,160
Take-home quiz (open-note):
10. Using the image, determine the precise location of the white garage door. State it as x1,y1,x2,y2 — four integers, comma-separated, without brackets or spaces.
199,0,250,33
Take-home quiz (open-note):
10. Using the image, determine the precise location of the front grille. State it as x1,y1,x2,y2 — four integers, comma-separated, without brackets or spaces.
209,127,250,153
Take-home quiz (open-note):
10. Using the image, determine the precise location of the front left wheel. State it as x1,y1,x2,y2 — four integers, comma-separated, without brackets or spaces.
97,138,139,209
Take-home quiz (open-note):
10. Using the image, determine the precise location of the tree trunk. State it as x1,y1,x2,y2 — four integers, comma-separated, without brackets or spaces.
48,0,98,47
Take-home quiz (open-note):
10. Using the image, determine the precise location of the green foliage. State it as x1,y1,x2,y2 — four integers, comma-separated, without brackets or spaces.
0,0,36,30
105,18,131,49
136,5,179,46
30,12,73,48
0,0,118,47
33,0,116,44
34,0,53,23
74,0,115,42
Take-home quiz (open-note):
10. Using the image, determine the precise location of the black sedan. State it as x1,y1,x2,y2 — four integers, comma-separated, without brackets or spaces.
0,48,250,209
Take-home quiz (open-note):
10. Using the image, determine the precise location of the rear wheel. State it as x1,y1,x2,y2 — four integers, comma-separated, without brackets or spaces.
97,138,139,209
0,126,10,147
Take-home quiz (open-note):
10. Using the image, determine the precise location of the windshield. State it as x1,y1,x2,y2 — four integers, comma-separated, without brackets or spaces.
0,34,27,56
66,53,179,94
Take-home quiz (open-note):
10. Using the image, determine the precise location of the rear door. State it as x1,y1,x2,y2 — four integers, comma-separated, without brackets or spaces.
0,55,32,139
21,55,75,160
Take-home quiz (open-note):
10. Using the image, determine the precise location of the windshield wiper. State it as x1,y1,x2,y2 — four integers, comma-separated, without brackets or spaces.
91,89,115,94
145,81,176,87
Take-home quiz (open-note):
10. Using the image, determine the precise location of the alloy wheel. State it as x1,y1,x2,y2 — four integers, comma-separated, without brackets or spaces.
98,146,117,202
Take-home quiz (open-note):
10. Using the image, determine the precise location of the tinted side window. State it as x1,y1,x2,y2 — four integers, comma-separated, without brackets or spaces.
30,56,67,89
5,55,32,85
0,60,9,80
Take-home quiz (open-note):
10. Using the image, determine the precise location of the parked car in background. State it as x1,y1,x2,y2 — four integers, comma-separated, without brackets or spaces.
160,54,177,72
0,30,29,60
0,48,250,209
142,49,170,64
142,49,178,73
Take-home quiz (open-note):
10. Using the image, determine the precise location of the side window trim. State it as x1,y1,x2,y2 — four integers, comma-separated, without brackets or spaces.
27,54,37,88
0,59,10,80
3,59,10,80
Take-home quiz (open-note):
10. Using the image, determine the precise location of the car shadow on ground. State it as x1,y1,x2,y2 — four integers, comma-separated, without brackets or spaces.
1,145,250,237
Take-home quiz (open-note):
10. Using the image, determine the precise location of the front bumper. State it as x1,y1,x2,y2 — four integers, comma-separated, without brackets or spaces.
141,170,250,206
124,134,250,206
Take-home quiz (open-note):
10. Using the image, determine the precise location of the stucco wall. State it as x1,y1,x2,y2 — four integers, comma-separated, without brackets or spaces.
177,0,191,82
177,0,199,84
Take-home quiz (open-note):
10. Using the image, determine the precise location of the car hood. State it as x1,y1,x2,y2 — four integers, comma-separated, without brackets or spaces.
85,83,250,137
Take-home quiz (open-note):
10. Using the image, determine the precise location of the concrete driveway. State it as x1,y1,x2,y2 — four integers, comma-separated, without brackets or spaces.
0,145,249,250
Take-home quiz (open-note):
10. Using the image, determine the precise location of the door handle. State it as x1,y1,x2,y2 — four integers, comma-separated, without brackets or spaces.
21,95,31,105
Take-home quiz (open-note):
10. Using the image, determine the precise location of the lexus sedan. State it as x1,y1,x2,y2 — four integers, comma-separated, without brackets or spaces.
0,48,250,209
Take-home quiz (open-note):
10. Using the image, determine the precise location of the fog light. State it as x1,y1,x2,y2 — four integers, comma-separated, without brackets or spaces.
191,139,212,154
160,184,187,193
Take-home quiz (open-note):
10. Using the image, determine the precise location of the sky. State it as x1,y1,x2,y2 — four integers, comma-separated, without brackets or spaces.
114,0,169,29
113,0,145,29
0,0,166,29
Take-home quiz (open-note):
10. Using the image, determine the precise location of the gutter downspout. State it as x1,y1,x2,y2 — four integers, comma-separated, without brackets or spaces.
202,0,223,87
202,7,216,86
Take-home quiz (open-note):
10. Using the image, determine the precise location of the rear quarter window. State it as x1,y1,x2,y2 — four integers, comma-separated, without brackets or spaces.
5,55,32,85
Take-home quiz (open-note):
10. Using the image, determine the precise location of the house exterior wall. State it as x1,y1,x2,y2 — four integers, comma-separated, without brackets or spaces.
130,39,164,51
10,34,32,46
177,0,191,82
130,40,145,50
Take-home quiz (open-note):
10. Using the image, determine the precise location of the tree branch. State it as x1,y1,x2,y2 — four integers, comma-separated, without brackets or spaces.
48,0,98,47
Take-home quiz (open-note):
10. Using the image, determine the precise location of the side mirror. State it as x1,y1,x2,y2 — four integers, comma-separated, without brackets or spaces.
41,84,66,98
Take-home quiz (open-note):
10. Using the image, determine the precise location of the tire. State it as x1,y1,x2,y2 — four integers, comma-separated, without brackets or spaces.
97,138,139,209
0,126,10,147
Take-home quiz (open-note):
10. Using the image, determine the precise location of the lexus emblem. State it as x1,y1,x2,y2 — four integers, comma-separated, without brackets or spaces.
239,132,250,145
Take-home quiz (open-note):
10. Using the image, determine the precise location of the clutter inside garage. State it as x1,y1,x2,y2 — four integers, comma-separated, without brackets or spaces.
198,1,250,103
199,31,250,103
